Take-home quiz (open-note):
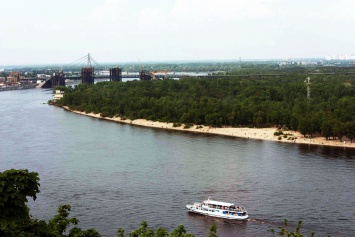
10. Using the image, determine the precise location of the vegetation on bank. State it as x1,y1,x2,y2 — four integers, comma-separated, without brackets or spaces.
1,169,316,237
55,73,355,142
0,169,195,237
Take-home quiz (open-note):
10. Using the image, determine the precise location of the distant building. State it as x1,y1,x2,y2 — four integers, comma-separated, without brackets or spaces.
7,72,20,84
53,90,64,100
37,74,51,78
326,54,355,60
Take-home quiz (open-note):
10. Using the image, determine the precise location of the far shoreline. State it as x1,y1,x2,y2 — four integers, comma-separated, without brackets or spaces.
61,106,355,149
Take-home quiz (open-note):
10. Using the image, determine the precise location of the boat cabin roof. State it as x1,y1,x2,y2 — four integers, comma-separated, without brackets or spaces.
203,199,235,207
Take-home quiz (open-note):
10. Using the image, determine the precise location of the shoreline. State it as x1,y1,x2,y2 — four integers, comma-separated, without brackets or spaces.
62,106,355,149
0,83,37,92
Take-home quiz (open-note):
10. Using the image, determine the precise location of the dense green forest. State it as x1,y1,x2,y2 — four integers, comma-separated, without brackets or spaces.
55,73,355,142
0,169,313,237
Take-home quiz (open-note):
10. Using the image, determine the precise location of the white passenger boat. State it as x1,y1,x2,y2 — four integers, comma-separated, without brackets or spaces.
186,197,248,220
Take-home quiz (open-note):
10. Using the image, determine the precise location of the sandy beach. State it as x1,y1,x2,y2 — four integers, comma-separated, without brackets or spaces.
63,107,355,149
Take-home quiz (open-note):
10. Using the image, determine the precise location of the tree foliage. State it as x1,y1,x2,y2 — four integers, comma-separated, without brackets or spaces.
57,73,355,141
269,219,316,237
48,204,79,236
0,169,100,237
206,224,218,237
0,169,40,231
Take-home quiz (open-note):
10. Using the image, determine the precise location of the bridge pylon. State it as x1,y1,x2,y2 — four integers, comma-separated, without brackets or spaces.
81,67,94,84
110,67,122,82
40,71,65,88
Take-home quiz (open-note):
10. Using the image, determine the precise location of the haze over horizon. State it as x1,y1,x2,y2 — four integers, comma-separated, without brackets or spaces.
1,0,355,66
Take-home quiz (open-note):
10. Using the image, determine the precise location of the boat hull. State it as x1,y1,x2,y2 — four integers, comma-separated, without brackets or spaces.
186,204,249,220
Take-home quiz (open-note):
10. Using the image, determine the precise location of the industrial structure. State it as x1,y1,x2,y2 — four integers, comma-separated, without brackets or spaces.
139,67,153,81
139,65,168,80
109,67,122,82
40,71,65,88
81,67,95,84
305,77,311,99
36,53,173,88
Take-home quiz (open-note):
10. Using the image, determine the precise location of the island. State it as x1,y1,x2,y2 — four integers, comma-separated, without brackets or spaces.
52,68,355,149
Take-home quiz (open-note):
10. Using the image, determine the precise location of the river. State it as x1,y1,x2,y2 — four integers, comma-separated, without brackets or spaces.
0,88,354,236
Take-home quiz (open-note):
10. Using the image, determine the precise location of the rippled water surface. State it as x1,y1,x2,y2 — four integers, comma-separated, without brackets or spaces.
1,89,354,236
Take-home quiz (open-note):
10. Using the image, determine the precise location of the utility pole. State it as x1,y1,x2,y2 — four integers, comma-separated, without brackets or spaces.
304,77,311,99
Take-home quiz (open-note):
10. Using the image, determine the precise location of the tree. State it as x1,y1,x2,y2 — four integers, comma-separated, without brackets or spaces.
253,111,264,128
155,227,169,237
344,121,355,143
0,169,101,237
205,112,223,127
117,228,125,237
70,227,101,237
269,219,315,237
116,222,197,237
333,120,345,141
321,120,334,140
207,224,218,237
298,118,312,137
48,204,79,236
0,169,40,231
129,221,155,237
47,204,101,237
170,224,195,237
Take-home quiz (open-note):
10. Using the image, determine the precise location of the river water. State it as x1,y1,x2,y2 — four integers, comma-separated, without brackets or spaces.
0,89,354,236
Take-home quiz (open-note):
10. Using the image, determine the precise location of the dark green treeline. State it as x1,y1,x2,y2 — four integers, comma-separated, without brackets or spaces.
57,74,355,141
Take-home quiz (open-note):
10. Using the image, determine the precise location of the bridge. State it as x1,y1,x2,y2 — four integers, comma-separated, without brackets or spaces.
39,54,124,88
62,72,204,80
39,54,207,88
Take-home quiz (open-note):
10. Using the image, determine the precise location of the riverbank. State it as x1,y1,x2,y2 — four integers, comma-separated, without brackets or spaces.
0,83,37,92
63,106,355,149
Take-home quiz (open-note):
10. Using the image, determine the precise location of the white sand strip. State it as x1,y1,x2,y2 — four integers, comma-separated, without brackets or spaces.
63,107,355,149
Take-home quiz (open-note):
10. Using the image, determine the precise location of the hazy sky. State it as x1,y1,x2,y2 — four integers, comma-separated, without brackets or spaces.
1,0,354,65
